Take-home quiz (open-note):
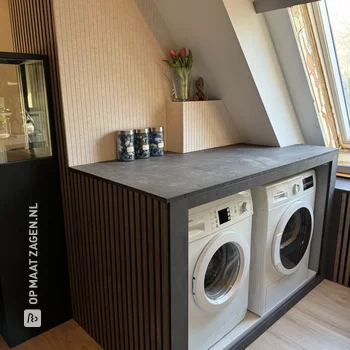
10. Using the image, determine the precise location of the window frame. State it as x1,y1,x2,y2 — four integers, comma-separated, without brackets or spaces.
310,1,350,147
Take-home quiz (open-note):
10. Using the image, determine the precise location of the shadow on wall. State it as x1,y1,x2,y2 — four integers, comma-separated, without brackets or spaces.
134,0,175,56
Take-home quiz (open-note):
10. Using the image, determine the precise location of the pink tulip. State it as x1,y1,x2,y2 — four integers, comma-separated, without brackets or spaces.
179,47,188,58
169,49,177,60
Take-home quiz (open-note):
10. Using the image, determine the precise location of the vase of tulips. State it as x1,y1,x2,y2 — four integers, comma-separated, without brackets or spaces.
164,47,193,102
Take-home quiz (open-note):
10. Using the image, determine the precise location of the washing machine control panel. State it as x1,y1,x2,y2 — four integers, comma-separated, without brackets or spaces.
209,200,252,230
292,183,301,195
188,191,253,242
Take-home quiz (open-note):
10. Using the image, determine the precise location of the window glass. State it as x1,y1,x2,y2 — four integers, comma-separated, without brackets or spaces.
326,0,350,127
290,6,339,148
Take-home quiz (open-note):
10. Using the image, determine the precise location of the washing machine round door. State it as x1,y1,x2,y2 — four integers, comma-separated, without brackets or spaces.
272,201,314,276
192,231,250,313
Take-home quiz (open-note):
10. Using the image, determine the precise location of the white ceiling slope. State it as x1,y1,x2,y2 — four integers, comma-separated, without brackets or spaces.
264,9,325,146
153,0,278,146
152,0,305,147
223,0,305,147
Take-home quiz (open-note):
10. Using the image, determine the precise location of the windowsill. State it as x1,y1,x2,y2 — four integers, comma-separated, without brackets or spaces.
337,150,350,176
335,176,350,193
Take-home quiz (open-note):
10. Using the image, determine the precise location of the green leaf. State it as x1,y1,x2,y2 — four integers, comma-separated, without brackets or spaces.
187,50,193,68
176,67,184,80
163,59,176,68
173,60,181,68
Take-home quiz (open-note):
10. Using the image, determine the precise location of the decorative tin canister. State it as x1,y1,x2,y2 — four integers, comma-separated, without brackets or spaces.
117,130,135,161
135,128,150,159
150,127,164,157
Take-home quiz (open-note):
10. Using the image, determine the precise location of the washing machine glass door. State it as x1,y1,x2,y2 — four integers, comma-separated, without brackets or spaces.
272,201,314,276
192,231,250,313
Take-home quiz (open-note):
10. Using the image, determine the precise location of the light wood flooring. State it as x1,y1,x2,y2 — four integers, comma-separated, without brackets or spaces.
248,280,350,350
0,280,349,350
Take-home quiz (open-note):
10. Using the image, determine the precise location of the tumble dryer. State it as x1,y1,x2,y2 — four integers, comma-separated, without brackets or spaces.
249,170,316,317
189,191,253,350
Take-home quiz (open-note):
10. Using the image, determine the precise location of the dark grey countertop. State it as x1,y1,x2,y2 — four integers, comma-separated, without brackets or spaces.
71,144,338,202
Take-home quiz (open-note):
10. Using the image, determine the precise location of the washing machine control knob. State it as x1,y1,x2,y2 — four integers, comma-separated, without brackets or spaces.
241,202,250,213
293,184,301,195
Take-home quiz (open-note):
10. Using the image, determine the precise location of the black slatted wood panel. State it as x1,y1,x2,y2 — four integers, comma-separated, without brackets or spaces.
8,0,70,215
332,192,350,287
71,172,170,350
8,0,75,312
7,2,172,349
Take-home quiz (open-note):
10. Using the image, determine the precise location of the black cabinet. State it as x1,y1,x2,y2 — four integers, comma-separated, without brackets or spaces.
0,52,71,347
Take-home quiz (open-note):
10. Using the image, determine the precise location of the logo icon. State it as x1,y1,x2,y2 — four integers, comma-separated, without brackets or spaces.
24,309,41,327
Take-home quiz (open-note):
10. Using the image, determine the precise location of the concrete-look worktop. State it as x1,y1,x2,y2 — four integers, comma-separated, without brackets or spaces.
69,144,338,350
72,144,337,204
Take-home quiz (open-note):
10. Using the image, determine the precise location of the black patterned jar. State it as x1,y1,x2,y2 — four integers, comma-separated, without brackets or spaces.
117,130,135,162
135,128,150,159
150,127,164,157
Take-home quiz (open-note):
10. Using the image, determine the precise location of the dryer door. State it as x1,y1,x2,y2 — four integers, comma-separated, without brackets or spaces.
192,231,250,313
272,201,314,276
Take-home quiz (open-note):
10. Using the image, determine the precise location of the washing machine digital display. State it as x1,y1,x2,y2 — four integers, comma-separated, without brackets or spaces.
218,208,231,225
303,176,314,191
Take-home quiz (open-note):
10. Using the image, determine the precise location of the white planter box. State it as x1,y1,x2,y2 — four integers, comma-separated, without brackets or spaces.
166,100,238,153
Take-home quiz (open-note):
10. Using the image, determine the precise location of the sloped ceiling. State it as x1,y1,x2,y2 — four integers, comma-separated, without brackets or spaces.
153,0,279,146
153,0,305,147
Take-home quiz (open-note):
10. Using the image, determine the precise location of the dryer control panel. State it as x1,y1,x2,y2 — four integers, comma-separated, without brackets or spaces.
302,175,314,191
189,191,253,243
264,170,316,209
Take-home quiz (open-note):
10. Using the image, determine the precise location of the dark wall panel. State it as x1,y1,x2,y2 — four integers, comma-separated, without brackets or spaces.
6,2,173,348
2,0,73,346
331,190,350,287
70,172,170,350
8,0,75,306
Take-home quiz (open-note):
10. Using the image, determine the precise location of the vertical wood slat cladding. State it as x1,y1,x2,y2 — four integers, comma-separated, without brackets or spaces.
71,172,169,350
8,0,69,201
7,0,76,316
332,191,350,287
7,2,172,349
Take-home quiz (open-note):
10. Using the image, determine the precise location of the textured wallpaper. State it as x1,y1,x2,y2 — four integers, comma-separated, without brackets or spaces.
52,0,171,166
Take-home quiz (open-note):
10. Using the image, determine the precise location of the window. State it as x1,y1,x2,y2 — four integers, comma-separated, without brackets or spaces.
290,1,350,170
312,0,350,146
325,0,350,134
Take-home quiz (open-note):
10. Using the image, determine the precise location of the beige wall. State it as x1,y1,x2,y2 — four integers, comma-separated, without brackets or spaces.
0,0,13,51
52,0,172,166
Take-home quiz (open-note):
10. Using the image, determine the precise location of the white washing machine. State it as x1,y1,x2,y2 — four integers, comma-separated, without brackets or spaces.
249,170,316,317
189,191,253,350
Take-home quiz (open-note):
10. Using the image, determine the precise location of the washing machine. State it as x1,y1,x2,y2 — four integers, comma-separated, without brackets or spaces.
189,191,253,350
249,170,316,317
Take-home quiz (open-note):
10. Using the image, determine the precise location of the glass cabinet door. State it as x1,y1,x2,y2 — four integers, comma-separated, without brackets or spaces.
0,59,52,163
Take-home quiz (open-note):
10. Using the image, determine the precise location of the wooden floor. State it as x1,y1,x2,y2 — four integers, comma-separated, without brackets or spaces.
249,280,350,350
0,321,102,350
0,280,349,350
